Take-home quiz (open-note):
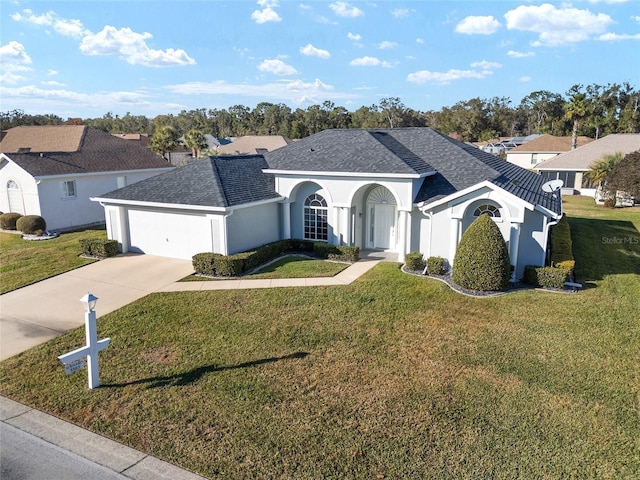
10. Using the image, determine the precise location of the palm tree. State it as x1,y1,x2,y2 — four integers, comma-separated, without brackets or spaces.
183,129,208,158
584,152,624,199
149,125,179,162
564,89,588,150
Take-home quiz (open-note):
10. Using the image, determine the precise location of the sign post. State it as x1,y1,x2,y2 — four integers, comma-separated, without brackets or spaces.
58,293,110,389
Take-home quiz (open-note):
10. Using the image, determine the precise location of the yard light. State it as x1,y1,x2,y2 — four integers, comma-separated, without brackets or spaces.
80,292,98,312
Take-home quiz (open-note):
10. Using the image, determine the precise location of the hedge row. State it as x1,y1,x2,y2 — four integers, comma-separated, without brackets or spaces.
523,265,570,289
193,239,360,277
79,239,119,258
550,214,575,275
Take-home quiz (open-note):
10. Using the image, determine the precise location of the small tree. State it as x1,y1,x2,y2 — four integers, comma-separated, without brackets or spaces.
149,125,179,162
605,150,640,199
183,128,208,158
452,214,511,291
585,152,623,200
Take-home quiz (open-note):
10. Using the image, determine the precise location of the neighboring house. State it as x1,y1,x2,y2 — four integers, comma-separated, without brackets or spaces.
1,125,173,230
506,134,593,169
535,133,640,197
478,134,542,156
93,128,563,280
215,135,292,155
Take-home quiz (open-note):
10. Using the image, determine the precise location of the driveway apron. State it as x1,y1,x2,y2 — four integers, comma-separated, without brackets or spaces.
0,254,194,361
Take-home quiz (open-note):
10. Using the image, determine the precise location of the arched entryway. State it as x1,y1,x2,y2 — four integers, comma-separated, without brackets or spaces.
6,180,25,215
366,186,397,250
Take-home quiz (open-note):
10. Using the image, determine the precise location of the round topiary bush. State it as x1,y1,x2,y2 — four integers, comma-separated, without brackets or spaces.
0,212,23,230
16,215,47,235
451,214,511,291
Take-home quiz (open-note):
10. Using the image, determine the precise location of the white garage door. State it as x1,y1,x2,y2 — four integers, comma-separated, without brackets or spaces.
127,209,214,260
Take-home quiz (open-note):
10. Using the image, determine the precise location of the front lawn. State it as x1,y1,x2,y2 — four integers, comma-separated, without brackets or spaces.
0,198,638,479
0,227,107,294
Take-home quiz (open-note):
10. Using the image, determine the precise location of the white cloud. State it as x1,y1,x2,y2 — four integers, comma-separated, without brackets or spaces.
258,58,298,75
378,41,398,49
330,2,364,18
504,4,614,46
416,38,425,44
164,78,357,104
455,16,500,35
632,15,640,24
47,69,59,76
350,56,392,67
11,8,88,38
598,32,640,41
41,80,65,86
347,32,361,41
0,41,32,65
407,60,500,85
519,76,532,83
507,50,535,58
392,8,411,18
300,44,331,59
251,0,281,23
79,26,196,67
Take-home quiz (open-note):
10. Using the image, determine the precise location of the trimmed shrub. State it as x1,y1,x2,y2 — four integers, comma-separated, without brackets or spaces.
213,253,247,277
328,246,360,263
452,214,511,291
192,252,221,276
0,212,23,230
523,265,569,289
550,215,574,263
404,252,425,271
426,256,447,275
79,239,119,258
16,215,46,235
603,198,616,208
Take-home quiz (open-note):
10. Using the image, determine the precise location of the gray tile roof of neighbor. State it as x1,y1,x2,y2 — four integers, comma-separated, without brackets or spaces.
1,126,170,176
98,155,280,208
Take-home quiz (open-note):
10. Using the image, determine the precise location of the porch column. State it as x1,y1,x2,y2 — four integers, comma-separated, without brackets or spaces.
115,206,129,253
509,223,521,281
397,210,408,263
283,199,291,239
333,206,341,245
341,207,351,245
449,217,461,262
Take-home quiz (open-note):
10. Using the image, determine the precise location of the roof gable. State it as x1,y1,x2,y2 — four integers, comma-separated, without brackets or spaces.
1,126,171,176
0,125,86,153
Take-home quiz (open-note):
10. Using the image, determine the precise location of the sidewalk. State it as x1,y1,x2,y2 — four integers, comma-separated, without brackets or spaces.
1,396,207,480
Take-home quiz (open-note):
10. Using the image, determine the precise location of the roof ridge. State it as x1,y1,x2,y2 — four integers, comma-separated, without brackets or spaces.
210,157,231,207
369,130,434,173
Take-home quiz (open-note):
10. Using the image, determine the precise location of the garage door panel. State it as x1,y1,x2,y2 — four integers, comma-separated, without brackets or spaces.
127,209,213,259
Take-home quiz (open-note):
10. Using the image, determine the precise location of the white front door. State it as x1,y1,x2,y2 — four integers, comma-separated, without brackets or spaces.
373,204,395,249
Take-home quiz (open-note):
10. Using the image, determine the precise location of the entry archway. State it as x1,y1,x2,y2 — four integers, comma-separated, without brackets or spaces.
366,186,397,250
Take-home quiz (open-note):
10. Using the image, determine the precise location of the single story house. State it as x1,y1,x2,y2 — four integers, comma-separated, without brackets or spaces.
506,134,593,169
93,128,563,280
1,125,173,230
535,133,640,197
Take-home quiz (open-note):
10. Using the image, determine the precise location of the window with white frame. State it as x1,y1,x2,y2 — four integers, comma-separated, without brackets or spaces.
61,180,77,198
473,204,501,218
304,193,328,241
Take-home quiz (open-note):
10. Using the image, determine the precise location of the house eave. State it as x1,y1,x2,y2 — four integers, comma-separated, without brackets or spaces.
90,195,284,213
32,167,174,181
263,169,435,179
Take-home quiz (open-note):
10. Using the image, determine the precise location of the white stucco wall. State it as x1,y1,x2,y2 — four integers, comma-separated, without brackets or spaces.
0,161,41,216
506,152,559,170
1,158,170,230
227,202,281,254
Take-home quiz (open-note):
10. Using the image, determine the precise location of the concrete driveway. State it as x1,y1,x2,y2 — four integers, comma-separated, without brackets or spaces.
0,254,193,361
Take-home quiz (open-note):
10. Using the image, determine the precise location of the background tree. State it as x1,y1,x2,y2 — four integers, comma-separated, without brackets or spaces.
149,125,179,162
183,129,208,158
605,150,640,198
564,85,588,149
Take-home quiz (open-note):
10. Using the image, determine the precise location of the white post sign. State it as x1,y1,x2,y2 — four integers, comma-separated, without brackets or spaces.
58,293,110,389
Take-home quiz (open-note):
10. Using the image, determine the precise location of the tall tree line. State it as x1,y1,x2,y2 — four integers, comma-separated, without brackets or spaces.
2,83,638,142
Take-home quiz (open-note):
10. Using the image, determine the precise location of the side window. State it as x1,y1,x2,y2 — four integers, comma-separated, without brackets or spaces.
61,180,77,198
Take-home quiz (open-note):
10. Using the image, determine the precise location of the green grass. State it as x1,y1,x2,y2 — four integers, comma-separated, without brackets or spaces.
1,198,639,479
182,255,349,281
0,227,107,294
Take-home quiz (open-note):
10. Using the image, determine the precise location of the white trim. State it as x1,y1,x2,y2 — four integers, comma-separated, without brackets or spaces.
29,167,173,181
91,195,284,213
264,169,430,179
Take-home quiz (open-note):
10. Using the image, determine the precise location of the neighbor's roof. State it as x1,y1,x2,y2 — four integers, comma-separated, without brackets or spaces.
216,135,291,155
535,133,640,170
508,134,593,153
1,126,171,176
96,155,281,208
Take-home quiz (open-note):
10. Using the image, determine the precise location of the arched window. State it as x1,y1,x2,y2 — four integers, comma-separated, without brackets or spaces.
304,194,328,241
7,180,18,190
473,204,501,218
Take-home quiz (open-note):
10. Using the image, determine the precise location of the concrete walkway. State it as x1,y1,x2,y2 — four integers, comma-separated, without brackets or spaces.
1,396,207,480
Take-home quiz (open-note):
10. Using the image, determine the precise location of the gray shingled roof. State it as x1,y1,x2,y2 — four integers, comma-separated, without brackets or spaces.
264,129,436,175
97,155,280,208
1,126,171,176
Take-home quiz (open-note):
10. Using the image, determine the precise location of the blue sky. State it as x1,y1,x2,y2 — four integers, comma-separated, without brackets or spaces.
1,0,639,119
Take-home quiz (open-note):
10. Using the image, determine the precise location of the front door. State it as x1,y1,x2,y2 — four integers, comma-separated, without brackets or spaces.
373,204,395,249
